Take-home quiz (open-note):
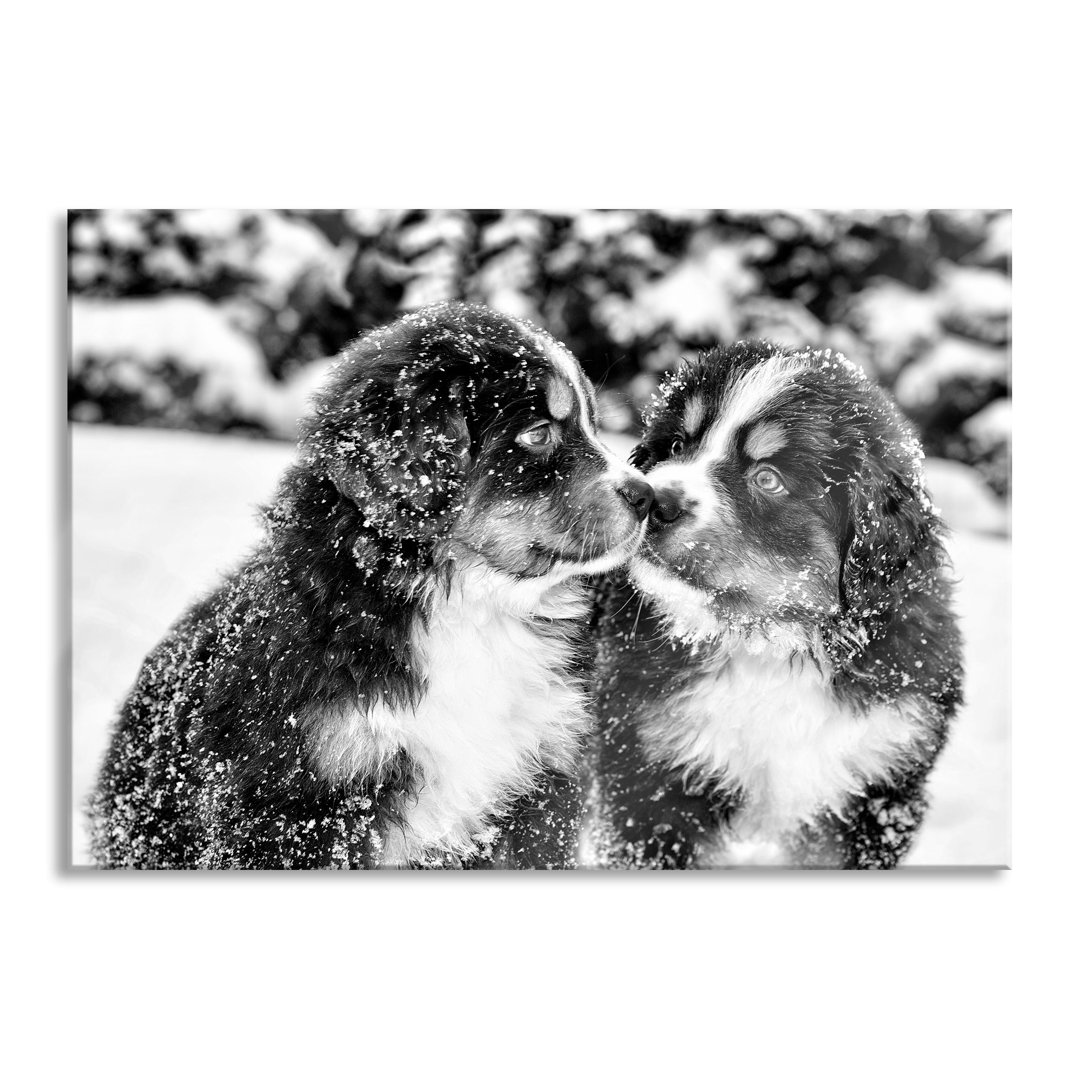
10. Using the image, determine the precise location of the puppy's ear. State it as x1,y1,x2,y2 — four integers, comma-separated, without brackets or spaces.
301,362,474,576
328,385,472,546
838,449,940,626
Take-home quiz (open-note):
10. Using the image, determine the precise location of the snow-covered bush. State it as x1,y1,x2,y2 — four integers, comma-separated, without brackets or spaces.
70,295,278,433
68,209,1012,496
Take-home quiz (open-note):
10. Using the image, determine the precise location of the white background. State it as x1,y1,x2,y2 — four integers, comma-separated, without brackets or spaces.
4,3,1074,1077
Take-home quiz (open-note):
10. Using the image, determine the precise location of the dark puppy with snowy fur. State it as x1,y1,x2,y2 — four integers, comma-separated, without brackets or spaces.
590,341,962,868
90,302,653,869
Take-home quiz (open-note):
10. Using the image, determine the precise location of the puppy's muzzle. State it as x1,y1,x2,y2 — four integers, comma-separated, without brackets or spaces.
649,482,686,527
616,477,654,521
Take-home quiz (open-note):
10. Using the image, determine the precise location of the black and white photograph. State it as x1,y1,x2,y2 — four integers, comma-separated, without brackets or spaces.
14,6,1080,1072
69,209,1010,870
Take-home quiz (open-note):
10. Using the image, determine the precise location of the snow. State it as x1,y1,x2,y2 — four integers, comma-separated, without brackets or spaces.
399,211,471,255
70,294,278,420
172,208,251,241
70,424,292,866
936,264,1011,346
481,211,544,250
598,234,759,349
631,236,758,344
573,210,639,243
971,212,1012,266
69,295,338,439
962,397,1012,452
246,211,352,309
400,248,460,309
906,529,1010,867
848,278,943,375
924,457,1010,536
95,209,147,249
938,264,1012,321
70,423,1009,868
740,297,826,350
258,355,337,440
893,335,1009,410
174,208,351,309
476,244,541,322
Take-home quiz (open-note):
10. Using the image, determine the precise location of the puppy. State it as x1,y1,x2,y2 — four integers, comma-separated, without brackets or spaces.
590,341,962,868
89,301,653,869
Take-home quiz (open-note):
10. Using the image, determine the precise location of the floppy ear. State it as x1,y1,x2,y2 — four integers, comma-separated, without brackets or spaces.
838,449,940,626
327,383,472,548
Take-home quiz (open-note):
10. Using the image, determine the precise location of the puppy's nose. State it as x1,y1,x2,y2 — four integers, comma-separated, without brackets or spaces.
617,477,654,521
650,485,685,525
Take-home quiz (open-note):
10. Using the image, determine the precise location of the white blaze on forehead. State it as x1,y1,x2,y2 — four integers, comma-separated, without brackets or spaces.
643,363,802,550
744,419,788,461
520,324,597,429
515,322,645,484
683,395,707,438
646,458,721,521
545,376,574,420
703,354,802,461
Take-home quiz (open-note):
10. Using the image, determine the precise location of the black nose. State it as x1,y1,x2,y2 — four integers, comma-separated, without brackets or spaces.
650,486,684,525
617,477,654,521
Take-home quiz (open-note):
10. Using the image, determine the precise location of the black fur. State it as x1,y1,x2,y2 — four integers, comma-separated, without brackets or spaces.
590,341,963,869
89,302,640,869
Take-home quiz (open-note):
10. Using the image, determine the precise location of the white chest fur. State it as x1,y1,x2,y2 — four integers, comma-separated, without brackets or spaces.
643,640,923,865
307,567,590,866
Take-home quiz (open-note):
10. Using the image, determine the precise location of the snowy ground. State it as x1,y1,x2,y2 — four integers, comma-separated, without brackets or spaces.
70,423,1010,868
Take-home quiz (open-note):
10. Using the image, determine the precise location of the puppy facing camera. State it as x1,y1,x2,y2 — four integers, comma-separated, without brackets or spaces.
590,341,963,869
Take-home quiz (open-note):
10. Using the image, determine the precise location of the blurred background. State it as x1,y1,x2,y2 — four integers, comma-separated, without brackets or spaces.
68,209,1010,501
68,209,1010,867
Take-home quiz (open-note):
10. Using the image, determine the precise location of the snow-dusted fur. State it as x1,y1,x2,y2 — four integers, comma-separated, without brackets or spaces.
88,302,650,869
311,564,593,866
589,341,962,869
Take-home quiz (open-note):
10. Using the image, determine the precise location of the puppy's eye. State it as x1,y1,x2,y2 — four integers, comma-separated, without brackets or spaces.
670,437,685,457
751,465,787,495
516,421,557,449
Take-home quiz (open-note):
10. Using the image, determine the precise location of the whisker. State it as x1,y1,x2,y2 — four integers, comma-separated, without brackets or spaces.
629,592,647,641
